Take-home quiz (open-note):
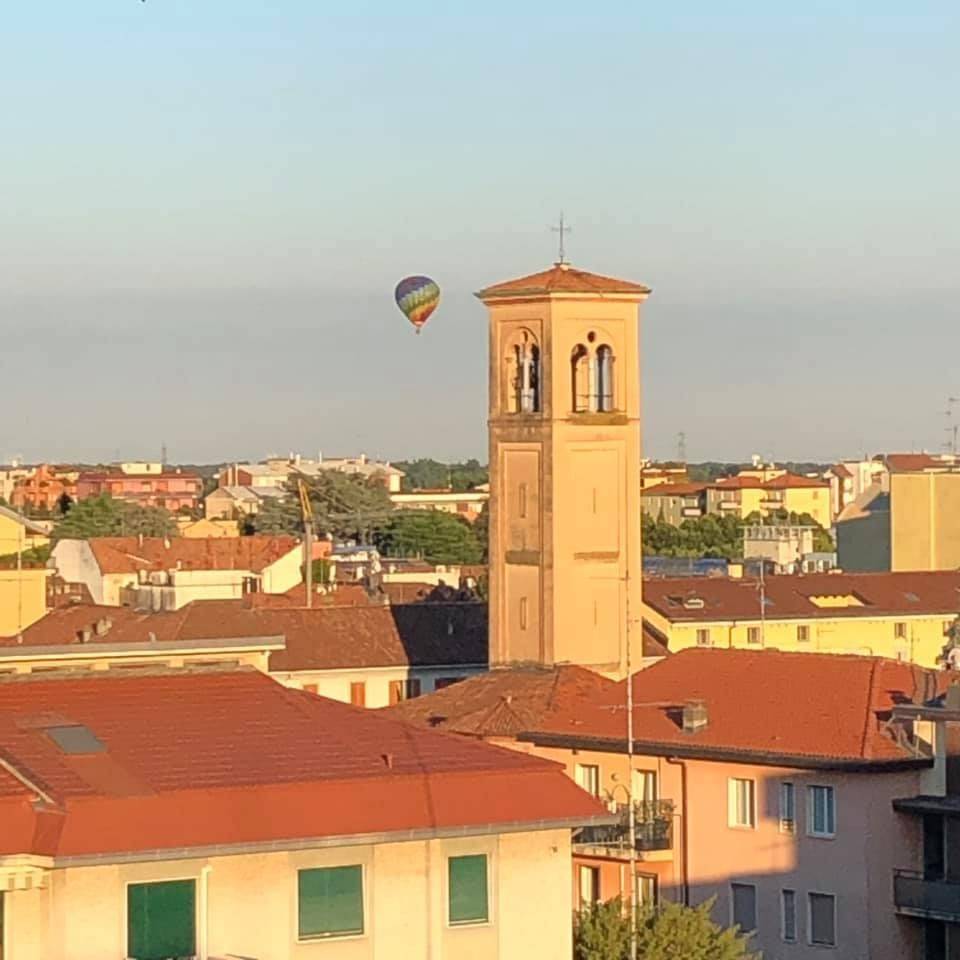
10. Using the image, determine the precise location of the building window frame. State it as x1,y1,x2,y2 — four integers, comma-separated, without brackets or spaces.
447,854,491,927
797,624,811,643
638,872,658,909
807,784,836,839
779,781,796,834
807,891,837,948
730,881,757,934
578,865,600,911
297,864,366,941
696,628,712,647
126,877,197,960
781,888,797,943
728,778,756,830
575,763,601,798
746,626,761,646
894,621,908,640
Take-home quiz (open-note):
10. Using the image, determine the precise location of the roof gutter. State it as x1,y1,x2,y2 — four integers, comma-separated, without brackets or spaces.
52,814,617,869
0,635,285,663
518,732,932,773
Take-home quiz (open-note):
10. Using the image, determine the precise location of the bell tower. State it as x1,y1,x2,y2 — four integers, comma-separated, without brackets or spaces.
476,261,650,678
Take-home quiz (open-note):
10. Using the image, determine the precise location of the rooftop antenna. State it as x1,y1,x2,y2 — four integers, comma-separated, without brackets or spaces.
550,212,571,265
677,431,688,464
944,399,960,456
161,441,168,467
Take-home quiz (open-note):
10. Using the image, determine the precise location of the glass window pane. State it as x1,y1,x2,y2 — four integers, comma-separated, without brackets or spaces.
298,866,364,939
731,883,757,932
449,855,489,924
782,889,796,942
127,880,196,960
810,893,836,945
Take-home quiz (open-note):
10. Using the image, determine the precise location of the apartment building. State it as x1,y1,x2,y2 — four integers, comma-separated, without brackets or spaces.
0,666,607,959
76,464,202,512
642,571,960,668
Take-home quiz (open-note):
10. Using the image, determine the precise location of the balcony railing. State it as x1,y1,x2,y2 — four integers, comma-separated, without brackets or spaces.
575,800,674,854
894,869,960,922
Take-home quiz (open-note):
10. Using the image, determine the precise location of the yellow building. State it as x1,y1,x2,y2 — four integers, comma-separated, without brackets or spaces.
704,473,831,528
642,570,960,668
837,454,960,573
477,261,650,677
0,506,51,635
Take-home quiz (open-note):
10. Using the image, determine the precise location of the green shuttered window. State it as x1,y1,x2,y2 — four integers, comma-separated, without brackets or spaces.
298,866,364,939
127,880,196,960
448,854,489,925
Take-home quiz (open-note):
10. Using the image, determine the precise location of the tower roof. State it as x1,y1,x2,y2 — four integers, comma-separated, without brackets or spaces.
476,262,651,301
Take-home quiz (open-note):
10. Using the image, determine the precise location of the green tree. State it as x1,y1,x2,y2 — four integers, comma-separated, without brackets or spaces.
0,544,51,566
248,472,394,542
374,510,483,565
51,495,176,540
474,502,489,562
395,458,489,493
574,898,757,960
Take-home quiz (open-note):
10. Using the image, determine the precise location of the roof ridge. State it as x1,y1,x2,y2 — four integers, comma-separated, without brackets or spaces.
860,658,881,759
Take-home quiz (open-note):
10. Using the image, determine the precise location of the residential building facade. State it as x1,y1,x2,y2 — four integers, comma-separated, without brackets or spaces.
76,465,202,512
10,464,78,513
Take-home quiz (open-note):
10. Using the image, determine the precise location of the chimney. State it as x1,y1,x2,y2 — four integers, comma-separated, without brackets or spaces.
682,699,708,734
381,753,394,769
163,536,171,549
138,532,144,548
94,617,112,637
946,682,960,712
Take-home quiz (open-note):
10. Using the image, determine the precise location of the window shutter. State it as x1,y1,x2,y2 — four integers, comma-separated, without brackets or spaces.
298,866,364,938
449,855,489,924
127,880,196,960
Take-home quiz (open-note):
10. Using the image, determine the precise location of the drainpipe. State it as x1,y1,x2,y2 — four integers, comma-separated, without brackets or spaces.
665,757,689,906
199,864,212,959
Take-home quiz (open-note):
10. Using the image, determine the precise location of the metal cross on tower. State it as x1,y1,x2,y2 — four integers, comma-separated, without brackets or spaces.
551,212,571,264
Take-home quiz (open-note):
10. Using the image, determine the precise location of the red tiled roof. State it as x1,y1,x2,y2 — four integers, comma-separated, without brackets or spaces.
526,648,940,767
885,453,945,472
0,669,604,858
710,475,765,490
761,473,829,490
643,571,960,623
477,263,650,299
641,482,707,497
84,536,299,574
829,463,853,479
385,665,616,738
1,600,488,670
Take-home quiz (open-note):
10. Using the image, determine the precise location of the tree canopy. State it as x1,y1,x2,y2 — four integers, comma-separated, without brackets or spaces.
51,495,176,541
373,510,483,566
575,898,757,960
394,458,488,493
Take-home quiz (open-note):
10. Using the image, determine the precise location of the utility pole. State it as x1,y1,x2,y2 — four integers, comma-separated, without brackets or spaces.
676,431,687,464
297,480,315,608
625,568,638,960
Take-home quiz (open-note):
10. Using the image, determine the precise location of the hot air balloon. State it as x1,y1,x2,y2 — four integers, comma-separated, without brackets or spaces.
394,275,440,334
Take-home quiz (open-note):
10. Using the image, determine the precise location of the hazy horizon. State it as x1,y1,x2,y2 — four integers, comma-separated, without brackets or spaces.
4,3,959,465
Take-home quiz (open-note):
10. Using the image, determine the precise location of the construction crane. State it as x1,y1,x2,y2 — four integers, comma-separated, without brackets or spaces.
297,479,315,609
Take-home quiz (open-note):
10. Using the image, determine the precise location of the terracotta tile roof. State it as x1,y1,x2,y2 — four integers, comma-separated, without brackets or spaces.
885,453,947,472
525,648,940,767
2,600,487,670
643,571,960,623
84,535,299,574
836,484,889,523
761,473,829,490
384,665,616,738
267,602,488,671
641,482,707,497
829,463,853,479
0,669,604,858
476,263,651,299
710,475,765,490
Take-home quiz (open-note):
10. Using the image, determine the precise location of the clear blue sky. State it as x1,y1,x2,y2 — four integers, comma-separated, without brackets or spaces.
3,2,958,465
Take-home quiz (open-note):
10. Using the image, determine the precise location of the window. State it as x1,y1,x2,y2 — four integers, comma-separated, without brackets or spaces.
731,882,757,933
388,680,405,706
578,865,600,910
350,681,366,707
508,333,540,414
638,873,658,908
696,628,712,647
797,625,810,643
595,345,615,412
895,621,908,639
808,892,837,947
127,880,196,960
728,778,756,828
808,785,836,837
571,344,590,412
635,770,658,806
781,889,797,942
448,855,489,925
519,596,528,631
298,866,364,940
518,482,527,519
779,781,796,833
575,763,600,798
747,626,761,645
406,678,422,699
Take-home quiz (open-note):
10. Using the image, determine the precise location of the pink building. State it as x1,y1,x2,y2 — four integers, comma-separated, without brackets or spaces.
77,467,202,512
393,648,945,959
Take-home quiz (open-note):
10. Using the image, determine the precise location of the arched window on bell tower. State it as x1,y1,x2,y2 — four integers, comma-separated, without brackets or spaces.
505,330,541,414
571,344,590,412
596,345,615,412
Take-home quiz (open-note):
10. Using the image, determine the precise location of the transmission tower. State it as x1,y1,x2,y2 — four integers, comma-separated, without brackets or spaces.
944,399,959,456
676,431,688,464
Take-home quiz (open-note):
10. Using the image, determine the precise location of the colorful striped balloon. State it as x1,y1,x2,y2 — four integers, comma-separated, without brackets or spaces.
394,275,440,334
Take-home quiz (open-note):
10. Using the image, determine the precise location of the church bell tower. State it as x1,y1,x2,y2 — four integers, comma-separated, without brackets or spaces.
476,260,650,678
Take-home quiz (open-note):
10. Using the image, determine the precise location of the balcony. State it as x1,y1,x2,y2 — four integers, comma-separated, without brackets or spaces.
574,800,673,859
894,869,960,922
